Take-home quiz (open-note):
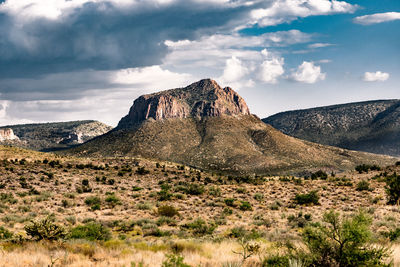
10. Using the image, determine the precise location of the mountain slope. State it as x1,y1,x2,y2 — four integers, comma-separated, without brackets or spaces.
0,120,112,151
263,100,400,157
70,80,395,175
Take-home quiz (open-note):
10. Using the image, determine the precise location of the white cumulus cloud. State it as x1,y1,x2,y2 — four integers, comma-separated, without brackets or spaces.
257,49,285,84
354,12,400,25
251,0,357,26
362,71,389,82
219,56,248,83
290,61,326,83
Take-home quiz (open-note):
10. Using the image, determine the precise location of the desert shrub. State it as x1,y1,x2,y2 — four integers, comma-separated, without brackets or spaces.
356,180,371,191
384,227,400,241
311,170,328,180
162,253,191,267
132,186,142,191
302,210,390,266
239,201,253,211
176,183,204,195
158,205,179,217
253,193,264,202
288,212,311,228
386,173,400,205
208,186,221,197
269,201,281,210
355,164,381,174
0,226,13,240
105,194,121,206
181,218,216,236
69,222,111,241
84,196,100,206
24,216,67,241
157,216,177,226
224,198,236,207
136,166,150,175
294,191,319,205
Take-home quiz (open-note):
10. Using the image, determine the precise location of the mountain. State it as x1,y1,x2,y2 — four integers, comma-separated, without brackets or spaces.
263,100,400,157
0,120,112,151
69,80,395,175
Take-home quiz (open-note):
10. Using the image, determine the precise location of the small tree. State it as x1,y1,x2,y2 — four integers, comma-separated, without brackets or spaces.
302,210,390,267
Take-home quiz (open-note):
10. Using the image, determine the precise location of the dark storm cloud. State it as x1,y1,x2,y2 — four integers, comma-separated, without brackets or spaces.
0,1,256,79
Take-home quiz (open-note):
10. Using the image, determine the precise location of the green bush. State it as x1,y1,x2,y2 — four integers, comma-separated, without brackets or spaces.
181,218,216,236
0,226,13,240
386,173,400,205
105,194,121,206
239,201,253,211
356,180,370,191
355,164,381,174
24,216,67,241
224,198,236,207
162,253,191,267
158,205,179,217
311,170,328,180
69,222,111,241
294,191,320,205
302,210,390,266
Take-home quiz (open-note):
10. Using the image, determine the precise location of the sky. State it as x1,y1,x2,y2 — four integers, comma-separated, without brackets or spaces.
0,0,399,126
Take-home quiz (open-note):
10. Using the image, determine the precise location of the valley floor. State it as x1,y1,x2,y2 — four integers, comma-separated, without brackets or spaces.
1,145,400,266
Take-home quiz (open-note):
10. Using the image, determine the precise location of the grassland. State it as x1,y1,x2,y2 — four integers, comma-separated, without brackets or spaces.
1,145,400,266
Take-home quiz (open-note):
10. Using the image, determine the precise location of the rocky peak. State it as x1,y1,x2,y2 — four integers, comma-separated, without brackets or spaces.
117,79,250,128
0,128,19,141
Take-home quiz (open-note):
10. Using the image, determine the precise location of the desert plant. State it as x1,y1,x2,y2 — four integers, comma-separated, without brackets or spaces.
24,216,67,241
158,205,179,217
302,210,390,266
181,218,216,236
385,173,400,205
356,180,371,191
162,253,191,267
294,191,319,205
69,222,111,241
0,226,13,240
239,201,253,211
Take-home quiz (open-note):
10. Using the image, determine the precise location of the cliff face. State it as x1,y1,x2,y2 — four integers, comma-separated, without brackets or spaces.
0,128,19,142
117,79,250,128
263,100,400,157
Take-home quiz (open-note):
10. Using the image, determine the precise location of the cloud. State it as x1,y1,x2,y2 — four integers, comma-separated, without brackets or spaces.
251,0,357,26
0,65,194,126
354,12,400,25
219,56,248,83
290,61,326,83
308,43,333,49
256,49,284,84
362,71,389,82
0,0,255,78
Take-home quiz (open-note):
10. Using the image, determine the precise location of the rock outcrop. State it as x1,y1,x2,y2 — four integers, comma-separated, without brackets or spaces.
0,128,19,141
117,79,250,128
263,100,400,157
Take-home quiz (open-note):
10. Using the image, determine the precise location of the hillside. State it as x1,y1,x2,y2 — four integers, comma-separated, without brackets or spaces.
263,100,400,157
69,80,395,175
0,120,112,152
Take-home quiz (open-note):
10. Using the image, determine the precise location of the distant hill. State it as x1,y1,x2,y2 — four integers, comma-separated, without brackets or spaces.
68,79,395,175
0,120,112,151
263,100,400,157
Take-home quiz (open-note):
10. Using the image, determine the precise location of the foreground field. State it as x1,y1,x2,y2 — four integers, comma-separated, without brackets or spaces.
1,145,400,266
